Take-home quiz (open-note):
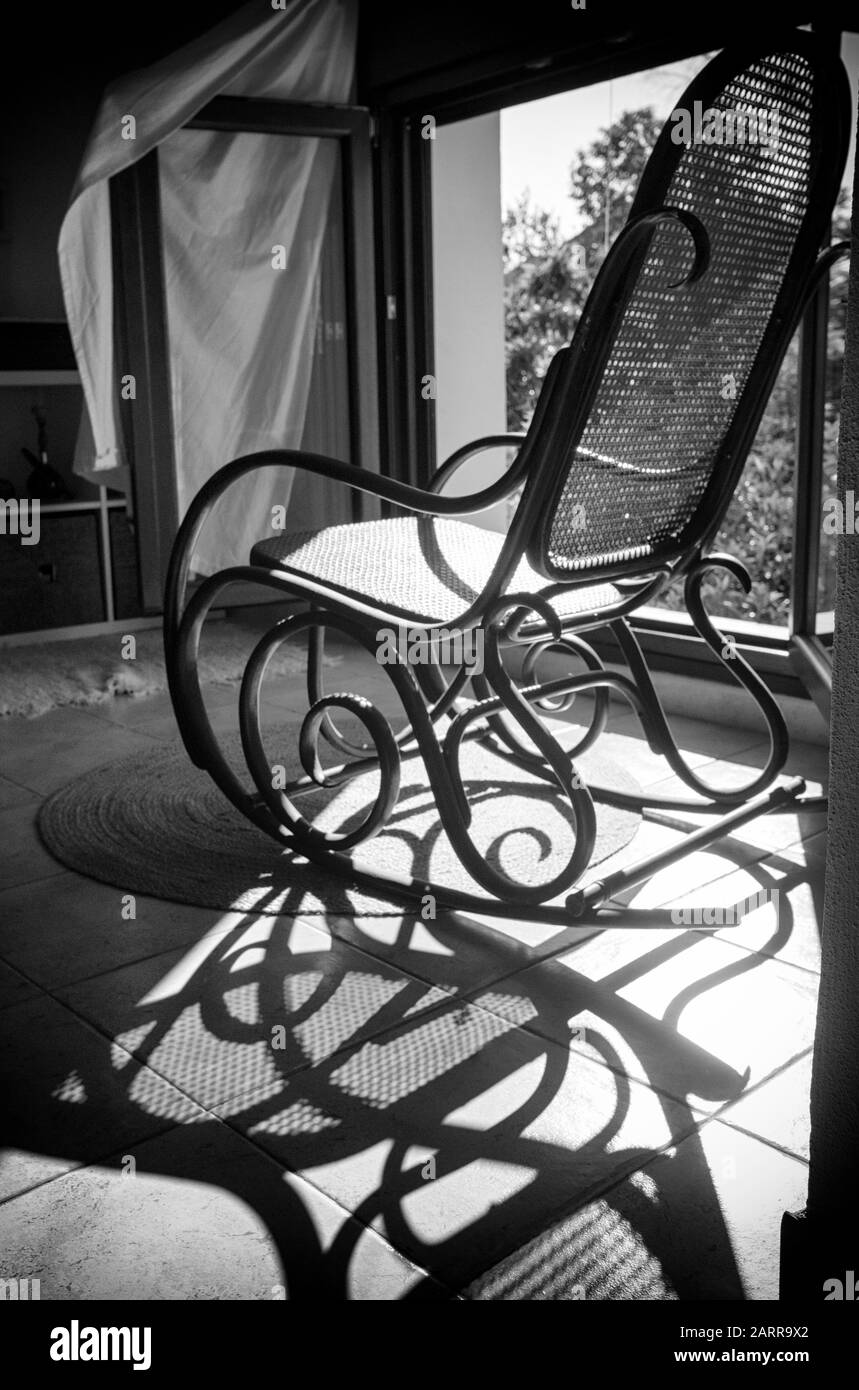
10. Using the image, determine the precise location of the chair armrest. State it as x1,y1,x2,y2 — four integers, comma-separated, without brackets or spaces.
165,446,525,638
428,433,527,496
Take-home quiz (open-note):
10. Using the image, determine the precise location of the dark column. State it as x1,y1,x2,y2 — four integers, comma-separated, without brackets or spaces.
780,107,859,1301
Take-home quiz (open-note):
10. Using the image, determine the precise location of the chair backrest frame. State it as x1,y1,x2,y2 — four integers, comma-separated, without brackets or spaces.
503,30,851,589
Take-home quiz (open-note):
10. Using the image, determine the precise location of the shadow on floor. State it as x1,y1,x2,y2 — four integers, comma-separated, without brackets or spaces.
0,827,821,1299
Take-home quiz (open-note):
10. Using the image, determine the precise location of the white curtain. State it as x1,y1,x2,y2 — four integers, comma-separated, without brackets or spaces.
58,0,358,574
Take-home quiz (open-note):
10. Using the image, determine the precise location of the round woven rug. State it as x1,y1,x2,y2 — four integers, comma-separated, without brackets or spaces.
38,725,642,917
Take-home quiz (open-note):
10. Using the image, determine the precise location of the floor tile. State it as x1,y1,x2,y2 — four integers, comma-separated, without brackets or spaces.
577,816,689,900
0,802,66,892
216,998,700,1288
0,873,245,989
75,688,178,731
655,736,830,789
604,821,769,912
0,707,161,796
644,746,828,859
583,729,713,791
717,1052,813,1161
596,709,762,771
0,1120,445,1300
0,992,204,1203
0,775,40,810
322,908,601,995
466,1117,809,1300
86,683,237,732
782,830,827,869
652,854,825,975
60,916,450,1111
0,958,41,1010
638,1115,809,1299
465,926,817,1112
124,696,295,744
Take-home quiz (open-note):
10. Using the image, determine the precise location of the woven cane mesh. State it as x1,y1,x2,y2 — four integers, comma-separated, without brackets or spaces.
252,518,621,625
546,49,817,572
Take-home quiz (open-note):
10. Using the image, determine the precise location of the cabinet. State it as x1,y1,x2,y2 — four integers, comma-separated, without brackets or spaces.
0,321,144,640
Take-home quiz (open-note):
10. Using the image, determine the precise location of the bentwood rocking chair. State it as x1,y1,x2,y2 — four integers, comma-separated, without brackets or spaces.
165,32,850,928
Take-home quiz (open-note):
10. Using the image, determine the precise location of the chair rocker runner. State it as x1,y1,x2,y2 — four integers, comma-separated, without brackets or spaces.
165,32,850,929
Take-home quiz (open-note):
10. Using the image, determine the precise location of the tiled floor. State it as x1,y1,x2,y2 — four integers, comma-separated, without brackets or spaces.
0,631,829,1300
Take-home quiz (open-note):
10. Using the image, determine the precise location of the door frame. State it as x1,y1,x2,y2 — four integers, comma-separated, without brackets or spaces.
110,98,379,611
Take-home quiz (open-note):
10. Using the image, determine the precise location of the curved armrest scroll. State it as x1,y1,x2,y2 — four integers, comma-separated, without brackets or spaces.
428,433,527,496
165,446,528,643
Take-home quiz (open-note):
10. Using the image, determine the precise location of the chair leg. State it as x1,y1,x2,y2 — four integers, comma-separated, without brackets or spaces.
472,631,610,765
606,553,790,807
238,600,600,907
166,564,807,928
476,555,790,814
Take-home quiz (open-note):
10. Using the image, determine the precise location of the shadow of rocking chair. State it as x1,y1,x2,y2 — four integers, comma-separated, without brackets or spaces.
165,30,850,929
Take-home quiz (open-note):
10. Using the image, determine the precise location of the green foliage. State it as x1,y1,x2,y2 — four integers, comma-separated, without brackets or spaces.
569,107,661,259
503,112,848,625
503,197,590,431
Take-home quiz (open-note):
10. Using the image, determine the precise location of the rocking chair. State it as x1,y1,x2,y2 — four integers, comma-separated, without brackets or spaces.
165,31,850,929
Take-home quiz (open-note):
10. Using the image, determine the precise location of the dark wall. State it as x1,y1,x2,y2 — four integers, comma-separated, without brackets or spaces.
4,3,244,100
0,1,243,319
